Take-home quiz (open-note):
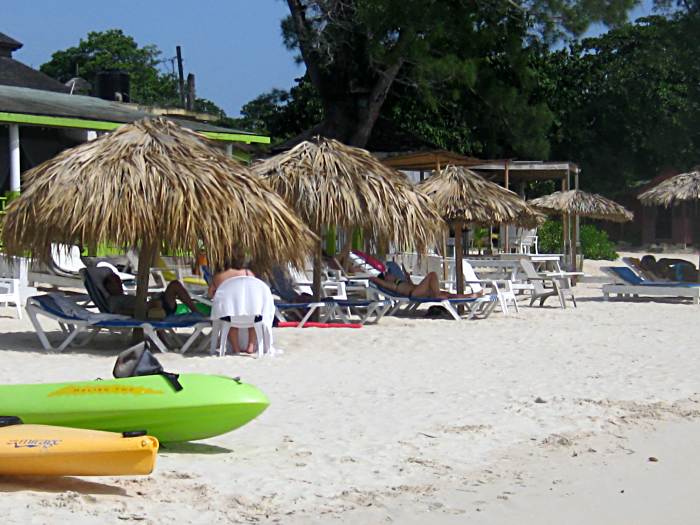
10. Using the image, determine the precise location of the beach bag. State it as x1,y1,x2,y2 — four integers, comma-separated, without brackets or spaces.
112,343,183,391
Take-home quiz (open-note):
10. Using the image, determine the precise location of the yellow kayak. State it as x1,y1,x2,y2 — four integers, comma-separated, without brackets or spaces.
0,420,158,476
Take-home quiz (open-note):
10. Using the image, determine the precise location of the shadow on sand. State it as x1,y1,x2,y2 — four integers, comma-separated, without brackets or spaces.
0,475,127,495
160,442,232,455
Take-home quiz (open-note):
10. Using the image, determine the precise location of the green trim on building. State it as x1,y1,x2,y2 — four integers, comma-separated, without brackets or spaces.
0,111,270,144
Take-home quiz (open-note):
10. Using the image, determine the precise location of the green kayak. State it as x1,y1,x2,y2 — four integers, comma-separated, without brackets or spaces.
0,374,269,443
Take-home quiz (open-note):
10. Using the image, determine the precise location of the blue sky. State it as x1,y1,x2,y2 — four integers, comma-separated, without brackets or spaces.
5,1,302,116
5,1,654,117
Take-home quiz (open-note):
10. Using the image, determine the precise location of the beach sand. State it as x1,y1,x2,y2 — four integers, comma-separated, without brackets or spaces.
1,252,699,524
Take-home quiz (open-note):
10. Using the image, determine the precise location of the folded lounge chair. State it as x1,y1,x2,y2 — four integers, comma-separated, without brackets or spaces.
601,266,700,304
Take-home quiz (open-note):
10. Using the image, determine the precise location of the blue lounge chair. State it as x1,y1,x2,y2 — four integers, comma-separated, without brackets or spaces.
25,293,210,353
601,266,700,304
368,281,498,320
270,267,390,326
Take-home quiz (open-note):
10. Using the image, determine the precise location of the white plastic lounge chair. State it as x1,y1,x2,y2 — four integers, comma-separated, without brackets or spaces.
601,266,700,304
0,277,22,319
519,259,577,308
462,260,518,315
445,260,518,315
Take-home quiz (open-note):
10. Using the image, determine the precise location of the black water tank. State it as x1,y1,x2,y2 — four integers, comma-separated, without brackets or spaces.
96,70,130,102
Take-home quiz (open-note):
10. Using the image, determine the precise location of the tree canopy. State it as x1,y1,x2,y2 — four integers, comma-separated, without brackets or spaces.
538,12,700,193
280,0,644,148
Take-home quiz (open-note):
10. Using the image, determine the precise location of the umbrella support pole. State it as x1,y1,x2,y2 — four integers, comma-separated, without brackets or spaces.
455,221,464,316
312,229,323,321
134,242,157,322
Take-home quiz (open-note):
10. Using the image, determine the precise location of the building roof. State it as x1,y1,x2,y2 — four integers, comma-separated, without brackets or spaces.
0,32,22,53
472,161,579,182
379,149,486,171
0,57,70,93
0,85,269,143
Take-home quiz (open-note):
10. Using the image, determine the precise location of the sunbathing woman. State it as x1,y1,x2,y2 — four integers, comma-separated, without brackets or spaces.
369,270,484,299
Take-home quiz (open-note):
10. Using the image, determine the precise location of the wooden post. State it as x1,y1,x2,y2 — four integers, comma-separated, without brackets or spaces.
454,221,464,296
176,46,186,108
454,221,465,315
312,229,323,302
561,175,570,264
134,241,157,321
571,213,578,273
503,160,510,253
9,124,20,193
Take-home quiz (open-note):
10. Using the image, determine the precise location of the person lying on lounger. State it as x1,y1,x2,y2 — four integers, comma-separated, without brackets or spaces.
369,269,483,299
638,255,698,282
103,272,201,317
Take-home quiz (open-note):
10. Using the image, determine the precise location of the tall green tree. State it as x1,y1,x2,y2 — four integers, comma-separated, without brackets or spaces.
282,0,641,148
536,12,700,193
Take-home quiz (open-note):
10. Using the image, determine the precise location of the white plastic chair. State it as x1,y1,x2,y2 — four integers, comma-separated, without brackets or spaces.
210,276,277,358
0,278,22,319
461,261,518,315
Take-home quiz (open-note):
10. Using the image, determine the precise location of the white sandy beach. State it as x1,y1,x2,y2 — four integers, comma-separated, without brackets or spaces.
1,253,700,524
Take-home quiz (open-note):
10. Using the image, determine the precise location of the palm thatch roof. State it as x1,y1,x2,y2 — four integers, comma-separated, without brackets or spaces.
529,189,633,222
417,165,544,227
638,169,700,207
253,137,445,252
2,117,315,272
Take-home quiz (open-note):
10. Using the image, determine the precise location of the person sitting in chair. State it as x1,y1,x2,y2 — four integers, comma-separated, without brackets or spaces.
208,255,257,355
103,272,200,317
369,265,483,299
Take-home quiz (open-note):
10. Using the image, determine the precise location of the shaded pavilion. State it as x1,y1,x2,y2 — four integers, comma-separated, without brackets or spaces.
2,118,315,320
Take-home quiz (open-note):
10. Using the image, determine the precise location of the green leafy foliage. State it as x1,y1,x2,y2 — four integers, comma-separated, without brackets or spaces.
281,0,639,147
537,220,618,260
537,220,563,254
225,79,323,142
580,225,619,260
535,12,700,194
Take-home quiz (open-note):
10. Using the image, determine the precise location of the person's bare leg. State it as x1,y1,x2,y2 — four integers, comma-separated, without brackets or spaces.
228,327,243,354
163,281,200,312
244,327,257,354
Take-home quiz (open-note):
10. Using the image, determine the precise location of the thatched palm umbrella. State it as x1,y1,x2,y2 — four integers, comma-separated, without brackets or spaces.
253,137,445,299
2,117,315,319
638,168,700,275
529,189,633,268
418,165,544,296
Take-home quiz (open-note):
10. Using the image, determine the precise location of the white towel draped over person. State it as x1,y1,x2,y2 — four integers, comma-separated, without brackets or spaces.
211,275,278,356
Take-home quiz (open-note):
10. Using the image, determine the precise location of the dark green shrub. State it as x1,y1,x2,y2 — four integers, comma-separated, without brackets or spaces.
535,220,618,260
537,220,562,254
580,224,618,260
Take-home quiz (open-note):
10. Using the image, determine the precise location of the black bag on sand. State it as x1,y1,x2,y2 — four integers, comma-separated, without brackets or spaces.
113,342,183,392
